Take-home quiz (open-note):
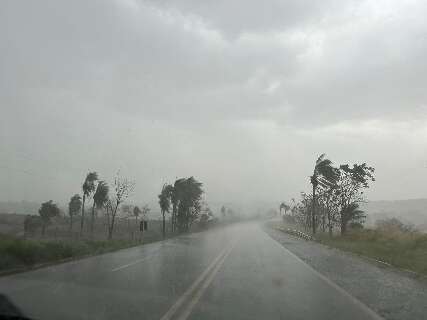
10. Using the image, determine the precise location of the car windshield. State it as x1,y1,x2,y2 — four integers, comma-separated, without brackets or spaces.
1,1,427,320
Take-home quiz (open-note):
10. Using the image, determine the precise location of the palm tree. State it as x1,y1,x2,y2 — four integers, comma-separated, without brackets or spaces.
81,172,98,235
91,180,109,234
310,154,338,235
68,194,82,232
158,184,173,238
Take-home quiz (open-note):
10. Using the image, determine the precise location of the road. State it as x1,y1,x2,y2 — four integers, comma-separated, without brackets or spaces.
0,222,382,320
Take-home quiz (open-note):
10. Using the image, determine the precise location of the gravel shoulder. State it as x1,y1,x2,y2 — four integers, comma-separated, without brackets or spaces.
263,225,427,320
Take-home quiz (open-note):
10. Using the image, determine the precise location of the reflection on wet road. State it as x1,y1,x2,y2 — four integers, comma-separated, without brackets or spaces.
0,223,382,320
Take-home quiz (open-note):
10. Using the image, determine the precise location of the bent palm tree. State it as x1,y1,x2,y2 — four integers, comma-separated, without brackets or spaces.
91,180,109,235
158,184,173,238
310,154,338,235
81,172,98,235
68,194,82,232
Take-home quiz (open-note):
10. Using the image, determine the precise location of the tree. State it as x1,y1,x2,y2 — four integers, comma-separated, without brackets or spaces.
38,200,60,236
176,177,203,232
171,178,185,232
158,184,173,238
68,194,82,232
279,202,290,216
81,172,98,235
106,173,135,240
340,202,365,233
91,180,109,234
169,177,204,233
310,154,338,234
335,163,375,234
319,187,338,237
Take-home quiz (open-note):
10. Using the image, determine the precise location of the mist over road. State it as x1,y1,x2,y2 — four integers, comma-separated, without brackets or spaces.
0,223,383,320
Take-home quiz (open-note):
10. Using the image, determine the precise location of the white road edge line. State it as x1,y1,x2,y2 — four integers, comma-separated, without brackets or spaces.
268,231,384,320
159,244,233,320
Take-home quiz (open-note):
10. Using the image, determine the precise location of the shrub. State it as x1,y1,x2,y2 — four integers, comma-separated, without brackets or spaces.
375,217,415,233
0,235,137,271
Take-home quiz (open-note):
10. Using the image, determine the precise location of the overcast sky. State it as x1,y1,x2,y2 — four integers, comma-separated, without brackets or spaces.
1,0,427,206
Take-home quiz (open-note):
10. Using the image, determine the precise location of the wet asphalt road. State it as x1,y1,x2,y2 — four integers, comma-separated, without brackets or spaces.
0,222,383,320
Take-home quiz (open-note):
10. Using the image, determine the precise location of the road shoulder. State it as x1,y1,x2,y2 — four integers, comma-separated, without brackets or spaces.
263,225,427,320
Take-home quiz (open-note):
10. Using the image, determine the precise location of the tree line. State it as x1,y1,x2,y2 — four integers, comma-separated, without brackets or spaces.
280,154,375,236
26,172,207,241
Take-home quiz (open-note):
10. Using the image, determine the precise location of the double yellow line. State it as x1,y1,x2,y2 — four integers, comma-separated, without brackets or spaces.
160,241,237,320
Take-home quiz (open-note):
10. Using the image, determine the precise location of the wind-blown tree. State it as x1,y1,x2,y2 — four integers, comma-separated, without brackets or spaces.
106,173,135,240
310,154,339,234
91,180,109,234
335,163,375,234
318,187,338,237
158,184,173,238
38,200,60,236
68,194,82,232
81,172,98,234
171,178,185,232
175,177,204,233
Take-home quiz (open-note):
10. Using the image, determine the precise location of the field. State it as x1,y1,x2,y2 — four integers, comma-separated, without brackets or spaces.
0,213,177,272
0,235,140,271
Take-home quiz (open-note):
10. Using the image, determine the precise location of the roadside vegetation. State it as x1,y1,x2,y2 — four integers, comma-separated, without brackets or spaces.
318,225,427,275
0,234,138,271
278,153,427,276
0,171,222,272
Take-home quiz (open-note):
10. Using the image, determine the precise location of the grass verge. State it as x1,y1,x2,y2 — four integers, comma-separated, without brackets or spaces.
269,220,427,276
317,229,427,276
0,235,141,272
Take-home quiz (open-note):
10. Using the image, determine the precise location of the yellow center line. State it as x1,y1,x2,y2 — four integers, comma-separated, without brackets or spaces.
111,248,162,272
159,240,237,320
176,243,235,320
